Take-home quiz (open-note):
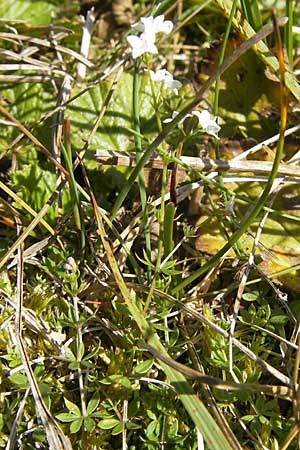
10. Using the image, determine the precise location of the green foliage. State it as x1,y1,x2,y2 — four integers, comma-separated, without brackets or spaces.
10,163,71,222
1,0,300,449
68,71,159,154
0,0,60,24
56,394,101,434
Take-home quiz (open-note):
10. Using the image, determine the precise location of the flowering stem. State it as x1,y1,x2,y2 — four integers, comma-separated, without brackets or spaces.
133,60,152,271
213,0,237,167
143,160,168,313
285,0,293,67
148,73,163,133
213,0,237,143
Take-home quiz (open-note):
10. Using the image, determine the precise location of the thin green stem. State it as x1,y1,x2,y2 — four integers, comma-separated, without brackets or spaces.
148,71,163,133
285,0,293,67
213,0,237,129
133,60,151,271
61,124,85,254
240,0,262,31
143,161,168,313
213,0,242,252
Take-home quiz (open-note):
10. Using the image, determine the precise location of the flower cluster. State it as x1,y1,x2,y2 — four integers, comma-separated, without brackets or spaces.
163,109,221,139
126,13,221,138
127,14,173,59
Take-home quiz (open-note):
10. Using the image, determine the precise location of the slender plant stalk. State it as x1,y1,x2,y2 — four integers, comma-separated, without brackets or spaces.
62,119,86,254
143,161,169,313
133,60,151,270
213,0,237,198
240,0,262,31
285,0,293,67
213,0,237,129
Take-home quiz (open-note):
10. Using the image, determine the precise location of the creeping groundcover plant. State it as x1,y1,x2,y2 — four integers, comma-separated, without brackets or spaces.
2,1,300,450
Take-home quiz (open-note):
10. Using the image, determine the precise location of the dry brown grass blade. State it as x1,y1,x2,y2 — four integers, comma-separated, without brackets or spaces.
96,150,300,179
279,422,300,450
0,180,62,245
14,226,72,450
0,75,60,82
0,32,94,68
0,63,66,75
0,104,69,177
0,185,61,270
142,343,292,399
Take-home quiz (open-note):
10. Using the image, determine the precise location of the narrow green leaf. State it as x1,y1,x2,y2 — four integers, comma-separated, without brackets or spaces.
56,413,79,423
112,422,124,436
84,417,96,432
70,418,83,434
86,392,100,415
132,358,154,376
64,398,81,417
98,418,121,430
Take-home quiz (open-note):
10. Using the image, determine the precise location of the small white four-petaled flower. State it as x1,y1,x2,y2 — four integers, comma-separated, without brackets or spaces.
149,69,182,94
127,32,158,59
127,14,173,59
163,109,221,138
191,110,221,138
131,14,173,35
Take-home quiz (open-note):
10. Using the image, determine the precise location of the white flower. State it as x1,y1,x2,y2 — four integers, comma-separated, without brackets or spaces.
191,110,221,138
149,69,182,94
127,31,158,58
132,14,173,36
163,111,189,125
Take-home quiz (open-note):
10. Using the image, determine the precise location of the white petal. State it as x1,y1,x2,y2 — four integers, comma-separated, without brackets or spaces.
153,15,173,34
150,69,168,81
127,33,157,58
163,111,179,123
131,19,145,32
164,77,182,93
192,110,221,137
206,121,221,138
159,20,173,34
140,16,155,35
142,37,158,54
149,69,181,93
192,110,210,128
153,15,165,31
